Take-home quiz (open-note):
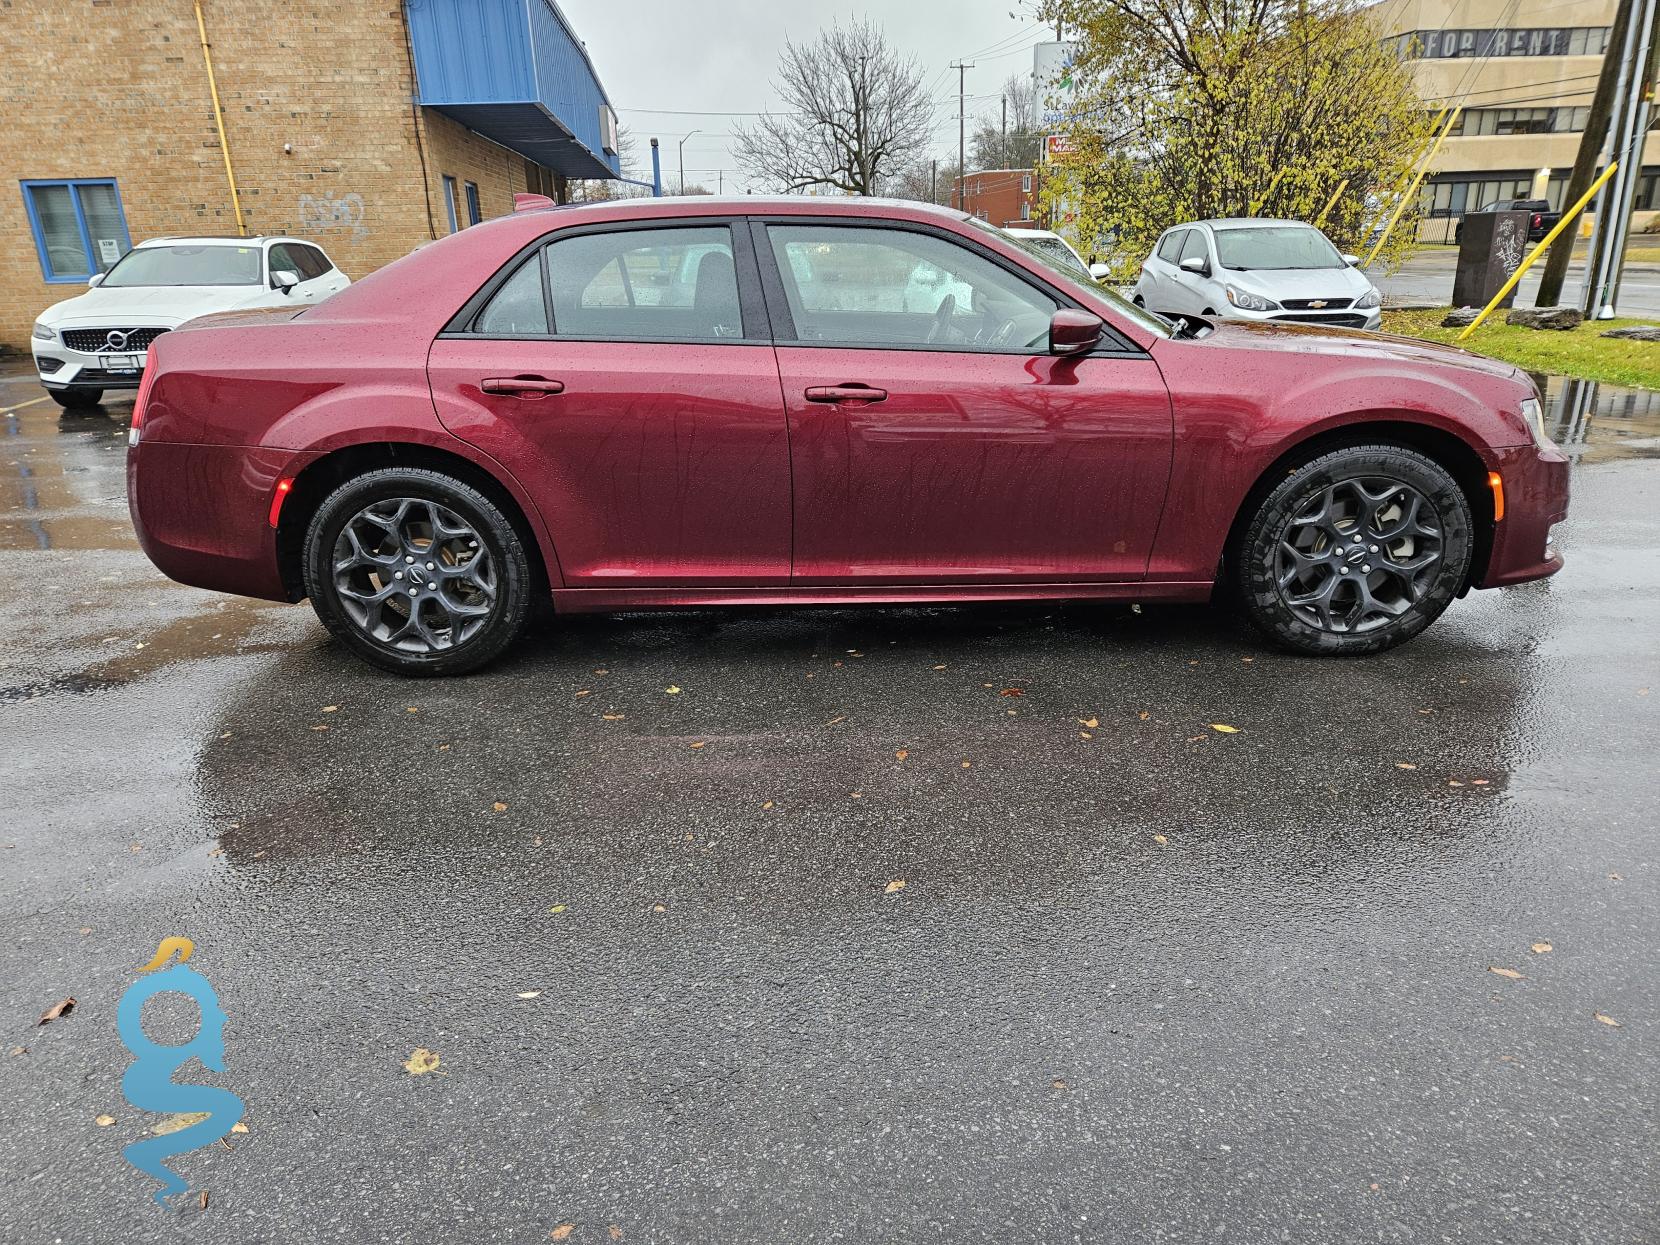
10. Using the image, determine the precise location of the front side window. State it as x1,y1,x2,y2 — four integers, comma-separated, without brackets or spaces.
1213,226,1344,271
22,179,131,281
267,243,303,283
767,224,1058,351
101,244,262,287
1177,230,1210,267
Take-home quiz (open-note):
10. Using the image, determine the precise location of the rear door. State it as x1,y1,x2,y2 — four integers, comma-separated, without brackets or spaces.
755,219,1172,585
1146,229,1187,313
428,220,792,587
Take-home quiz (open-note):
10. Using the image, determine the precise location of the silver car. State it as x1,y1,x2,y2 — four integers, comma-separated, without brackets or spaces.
1131,218,1382,331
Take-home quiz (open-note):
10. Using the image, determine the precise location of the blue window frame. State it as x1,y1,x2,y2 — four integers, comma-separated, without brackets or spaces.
442,175,460,233
21,179,132,283
465,181,482,226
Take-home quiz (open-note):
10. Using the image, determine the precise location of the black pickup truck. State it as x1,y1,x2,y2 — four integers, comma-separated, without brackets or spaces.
1455,198,1562,244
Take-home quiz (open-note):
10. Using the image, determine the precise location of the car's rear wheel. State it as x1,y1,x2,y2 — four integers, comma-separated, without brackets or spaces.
48,389,102,409
1232,444,1473,656
302,468,533,676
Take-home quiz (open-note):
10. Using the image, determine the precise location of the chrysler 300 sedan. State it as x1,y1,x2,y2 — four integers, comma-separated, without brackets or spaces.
126,197,1569,676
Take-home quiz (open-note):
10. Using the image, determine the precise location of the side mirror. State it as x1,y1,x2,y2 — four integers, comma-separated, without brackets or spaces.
271,269,300,294
1087,262,1111,281
1178,256,1209,277
1342,253,1361,266
1049,308,1104,356
87,273,104,288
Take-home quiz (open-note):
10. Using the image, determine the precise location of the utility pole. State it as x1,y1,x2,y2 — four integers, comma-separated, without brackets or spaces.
951,60,973,211
1001,94,1008,169
718,170,723,194
930,158,938,205
1536,0,1632,306
1612,0,1660,304
1584,0,1656,317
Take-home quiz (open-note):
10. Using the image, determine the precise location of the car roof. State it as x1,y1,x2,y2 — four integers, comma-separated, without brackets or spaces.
137,235,313,247
515,194,974,226
1180,218,1319,232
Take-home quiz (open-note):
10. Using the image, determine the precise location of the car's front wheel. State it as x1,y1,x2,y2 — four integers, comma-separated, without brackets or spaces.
1232,444,1473,656
302,468,533,676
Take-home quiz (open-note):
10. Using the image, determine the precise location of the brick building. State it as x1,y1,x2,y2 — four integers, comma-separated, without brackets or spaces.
0,0,622,351
953,168,1042,229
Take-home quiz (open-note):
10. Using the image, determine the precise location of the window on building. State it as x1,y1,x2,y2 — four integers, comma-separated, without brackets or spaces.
1022,173,1032,193
21,179,130,282
1020,202,1031,221
465,181,482,226
442,175,459,233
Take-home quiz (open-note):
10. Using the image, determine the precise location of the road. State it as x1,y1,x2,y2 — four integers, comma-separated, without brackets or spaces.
1,361,1656,1242
1375,246,1660,318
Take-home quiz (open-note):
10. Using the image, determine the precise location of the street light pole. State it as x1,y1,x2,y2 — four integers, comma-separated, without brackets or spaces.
678,130,700,195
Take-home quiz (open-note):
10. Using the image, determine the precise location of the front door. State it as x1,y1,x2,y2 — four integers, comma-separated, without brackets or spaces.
756,222,1173,584
429,221,791,587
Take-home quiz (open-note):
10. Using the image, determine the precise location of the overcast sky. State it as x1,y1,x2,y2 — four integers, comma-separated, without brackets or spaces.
558,0,1059,192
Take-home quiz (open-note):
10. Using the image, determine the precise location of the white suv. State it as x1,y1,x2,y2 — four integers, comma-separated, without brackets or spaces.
31,235,349,408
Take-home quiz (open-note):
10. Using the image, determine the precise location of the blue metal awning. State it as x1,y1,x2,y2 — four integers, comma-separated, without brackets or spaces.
404,0,621,180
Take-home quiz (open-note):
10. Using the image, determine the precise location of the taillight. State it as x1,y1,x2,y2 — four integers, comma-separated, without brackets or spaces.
1532,213,1543,228
268,477,294,528
128,343,159,448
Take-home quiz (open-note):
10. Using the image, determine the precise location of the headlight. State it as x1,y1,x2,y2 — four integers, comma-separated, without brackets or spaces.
1225,285,1278,312
1355,287,1382,309
32,322,55,343
1521,396,1552,449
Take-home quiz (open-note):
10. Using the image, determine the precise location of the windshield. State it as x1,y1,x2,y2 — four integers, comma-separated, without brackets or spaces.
973,218,1170,339
101,244,263,287
1213,226,1345,271
1021,235,1088,277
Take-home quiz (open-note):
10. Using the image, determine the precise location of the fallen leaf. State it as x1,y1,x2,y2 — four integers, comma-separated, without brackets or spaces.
1051,1078,1068,1090
1610,872,1624,881
38,997,74,1025
1077,717,1099,728
95,1114,117,1127
825,715,845,725
573,689,591,698
593,669,609,675
610,1228,623,1241
1209,723,1239,734
8,1046,25,1057
492,802,508,813
517,991,542,999
1079,732,1093,739
652,904,666,913
664,685,682,694
602,713,625,721
689,741,706,749
152,1111,210,1135
231,1122,248,1133
761,801,774,810
1395,762,1417,770
199,1191,209,1211
1471,779,1490,786
894,749,909,761
1152,834,1168,844
999,687,1025,697
1488,966,1524,980
1138,711,1150,720
406,707,420,714
1448,780,1465,787
1530,942,1553,954
961,761,971,769
850,791,863,799
403,1048,441,1075
885,879,906,894
932,664,947,670
321,705,338,713
550,1226,575,1241
1594,1012,1622,1028
548,904,566,914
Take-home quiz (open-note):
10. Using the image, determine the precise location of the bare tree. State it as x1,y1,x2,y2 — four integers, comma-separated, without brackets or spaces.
970,74,1043,170
734,19,934,195
570,125,651,202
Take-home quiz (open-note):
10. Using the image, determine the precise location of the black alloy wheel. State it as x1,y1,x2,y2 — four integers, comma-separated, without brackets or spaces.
1233,445,1473,655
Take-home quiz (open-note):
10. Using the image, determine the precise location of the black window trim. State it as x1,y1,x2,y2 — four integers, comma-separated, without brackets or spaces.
441,217,772,347
748,216,1143,358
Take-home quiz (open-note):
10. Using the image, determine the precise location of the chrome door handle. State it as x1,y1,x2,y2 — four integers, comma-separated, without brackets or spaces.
805,384,887,404
481,376,565,398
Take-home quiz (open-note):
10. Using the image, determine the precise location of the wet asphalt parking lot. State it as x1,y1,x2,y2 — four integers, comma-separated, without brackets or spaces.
0,360,1656,1243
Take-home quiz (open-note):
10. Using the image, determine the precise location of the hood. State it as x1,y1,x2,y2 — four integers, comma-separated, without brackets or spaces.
38,284,276,327
1221,265,1373,302
1199,319,1525,383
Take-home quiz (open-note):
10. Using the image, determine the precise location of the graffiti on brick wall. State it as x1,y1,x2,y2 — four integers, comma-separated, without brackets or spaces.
298,191,368,242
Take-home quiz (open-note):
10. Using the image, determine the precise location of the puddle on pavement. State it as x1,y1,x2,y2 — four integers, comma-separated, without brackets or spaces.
1536,374,1660,464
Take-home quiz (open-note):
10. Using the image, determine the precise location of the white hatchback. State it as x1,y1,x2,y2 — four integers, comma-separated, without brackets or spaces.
31,235,349,408
1132,218,1382,332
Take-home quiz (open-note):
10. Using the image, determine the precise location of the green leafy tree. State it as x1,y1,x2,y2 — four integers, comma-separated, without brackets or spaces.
1038,0,1436,275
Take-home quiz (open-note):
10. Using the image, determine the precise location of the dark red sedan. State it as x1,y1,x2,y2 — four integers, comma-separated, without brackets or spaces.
126,197,1569,675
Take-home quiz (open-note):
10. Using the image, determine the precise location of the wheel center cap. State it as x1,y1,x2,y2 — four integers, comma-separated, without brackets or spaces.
1343,546,1367,565
406,563,428,587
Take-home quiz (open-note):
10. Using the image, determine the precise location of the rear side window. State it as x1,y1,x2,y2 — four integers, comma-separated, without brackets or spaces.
548,226,744,341
1156,231,1185,262
475,255,549,336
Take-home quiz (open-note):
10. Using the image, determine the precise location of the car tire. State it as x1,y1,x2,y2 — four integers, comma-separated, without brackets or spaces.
49,389,102,409
302,467,534,676
1231,444,1473,656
